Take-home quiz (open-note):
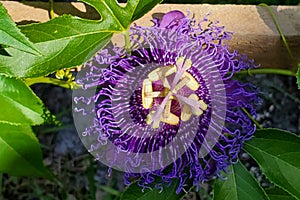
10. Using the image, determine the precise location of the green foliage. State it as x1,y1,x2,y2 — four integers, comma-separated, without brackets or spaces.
0,3,40,55
213,161,269,200
1,0,300,198
119,180,187,200
244,129,300,200
0,0,162,78
0,0,163,188
0,75,46,125
265,187,297,200
0,123,53,178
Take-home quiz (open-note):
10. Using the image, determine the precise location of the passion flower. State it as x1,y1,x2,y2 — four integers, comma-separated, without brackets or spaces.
73,11,260,193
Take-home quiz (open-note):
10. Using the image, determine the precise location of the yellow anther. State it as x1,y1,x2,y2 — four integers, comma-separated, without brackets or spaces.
163,99,172,119
148,66,176,81
198,100,208,111
145,91,163,98
142,57,208,128
192,107,203,116
173,76,190,93
183,72,199,91
181,106,192,121
161,113,179,125
181,94,199,121
142,79,154,109
148,68,161,81
176,57,192,71
188,94,204,116
146,109,179,128
162,99,179,125
165,66,177,76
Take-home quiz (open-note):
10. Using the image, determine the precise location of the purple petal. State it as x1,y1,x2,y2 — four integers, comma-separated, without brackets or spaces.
159,10,186,29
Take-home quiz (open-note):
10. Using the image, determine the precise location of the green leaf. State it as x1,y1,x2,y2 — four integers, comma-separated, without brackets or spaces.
243,128,300,200
213,161,269,200
127,0,164,21
120,180,187,200
0,0,162,78
0,34,111,78
0,2,40,55
297,64,300,89
0,123,53,178
0,75,45,125
265,186,297,200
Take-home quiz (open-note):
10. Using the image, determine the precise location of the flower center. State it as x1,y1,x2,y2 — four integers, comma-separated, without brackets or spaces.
142,57,208,128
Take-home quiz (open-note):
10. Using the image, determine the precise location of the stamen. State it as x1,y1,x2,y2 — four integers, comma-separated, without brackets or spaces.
161,113,179,125
146,93,172,128
171,57,192,90
175,94,208,116
145,91,164,98
142,57,208,128
176,57,192,71
142,79,153,109
181,94,198,121
183,72,199,91
173,76,190,93
163,98,172,118
148,66,175,89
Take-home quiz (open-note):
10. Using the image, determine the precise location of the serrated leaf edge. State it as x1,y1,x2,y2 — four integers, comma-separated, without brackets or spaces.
244,138,300,200
0,2,41,55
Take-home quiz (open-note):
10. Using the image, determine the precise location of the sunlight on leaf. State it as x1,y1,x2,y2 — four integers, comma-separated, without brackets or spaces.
0,75,46,125
0,0,162,78
0,3,40,55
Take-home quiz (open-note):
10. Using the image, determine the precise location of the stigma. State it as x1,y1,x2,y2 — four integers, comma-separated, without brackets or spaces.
141,57,208,128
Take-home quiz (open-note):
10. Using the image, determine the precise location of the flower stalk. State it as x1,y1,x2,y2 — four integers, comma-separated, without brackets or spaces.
236,68,296,77
24,77,80,89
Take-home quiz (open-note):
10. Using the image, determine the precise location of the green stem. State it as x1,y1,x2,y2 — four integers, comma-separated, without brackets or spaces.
99,185,121,197
235,68,296,77
24,77,80,89
99,169,121,198
259,3,294,59
124,30,131,54
49,0,55,19
242,108,262,130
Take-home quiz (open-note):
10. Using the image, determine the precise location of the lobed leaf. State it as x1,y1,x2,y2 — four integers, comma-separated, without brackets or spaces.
0,75,45,125
244,128,300,200
0,0,162,78
0,2,40,55
0,123,53,178
213,161,269,200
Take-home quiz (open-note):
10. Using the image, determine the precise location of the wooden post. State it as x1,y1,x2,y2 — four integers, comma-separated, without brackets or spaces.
2,1,300,69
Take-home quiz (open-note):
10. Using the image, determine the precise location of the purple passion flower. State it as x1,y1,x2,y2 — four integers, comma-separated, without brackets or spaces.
73,11,260,193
